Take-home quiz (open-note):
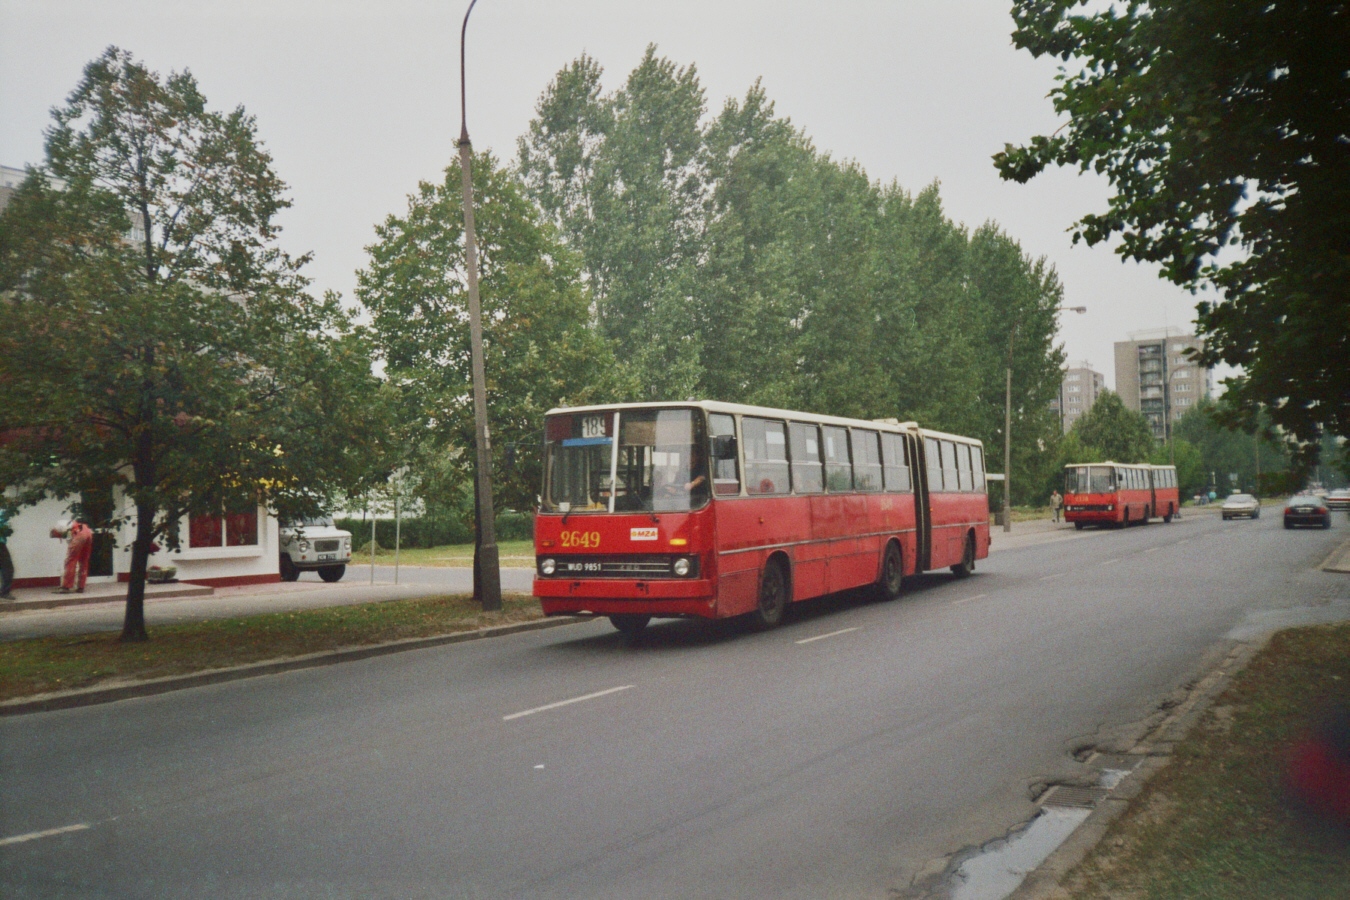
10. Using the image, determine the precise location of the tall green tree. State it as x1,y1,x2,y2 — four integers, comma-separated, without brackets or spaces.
356,151,627,515
1068,391,1156,463
0,48,382,641
995,0,1350,459
519,46,707,399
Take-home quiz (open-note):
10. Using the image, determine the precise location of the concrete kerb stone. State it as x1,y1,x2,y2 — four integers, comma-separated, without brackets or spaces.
1319,536,1350,574
0,615,590,717
1006,636,1272,900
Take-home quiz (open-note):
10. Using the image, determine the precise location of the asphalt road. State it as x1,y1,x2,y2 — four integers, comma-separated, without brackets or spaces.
2,513,1347,898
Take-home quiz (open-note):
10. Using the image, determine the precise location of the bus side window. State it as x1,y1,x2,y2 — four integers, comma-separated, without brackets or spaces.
851,429,883,491
925,437,943,491
743,417,790,495
823,426,853,491
789,423,824,493
942,441,959,492
971,446,985,491
881,432,911,492
709,413,740,496
957,443,972,492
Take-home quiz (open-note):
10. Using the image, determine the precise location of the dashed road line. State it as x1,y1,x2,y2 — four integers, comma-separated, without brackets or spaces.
1101,558,1121,566
1039,573,1065,582
0,823,90,847
952,594,987,606
795,627,859,645
503,685,634,721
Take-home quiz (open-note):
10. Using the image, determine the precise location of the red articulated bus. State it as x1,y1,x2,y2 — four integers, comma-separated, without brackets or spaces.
533,402,991,633
1062,462,1179,529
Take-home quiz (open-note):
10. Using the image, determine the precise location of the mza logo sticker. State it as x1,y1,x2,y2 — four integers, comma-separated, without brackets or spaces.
630,527,658,541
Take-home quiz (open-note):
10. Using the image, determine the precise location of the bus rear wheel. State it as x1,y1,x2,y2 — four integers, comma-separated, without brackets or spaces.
1163,507,1174,523
609,614,651,635
950,535,975,578
751,561,788,630
877,542,904,602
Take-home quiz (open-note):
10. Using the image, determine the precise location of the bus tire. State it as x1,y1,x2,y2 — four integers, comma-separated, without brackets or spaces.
950,534,975,578
876,541,905,602
751,560,789,630
1163,507,1174,523
609,614,651,635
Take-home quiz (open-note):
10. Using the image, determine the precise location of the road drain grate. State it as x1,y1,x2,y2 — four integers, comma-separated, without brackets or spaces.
1041,785,1109,809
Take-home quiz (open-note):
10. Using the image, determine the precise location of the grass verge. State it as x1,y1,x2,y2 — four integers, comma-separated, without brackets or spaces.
1064,623,1350,898
355,539,535,567
0,592,545,703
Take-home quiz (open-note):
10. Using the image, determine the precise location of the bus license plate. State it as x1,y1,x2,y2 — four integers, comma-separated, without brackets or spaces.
318,553,336,562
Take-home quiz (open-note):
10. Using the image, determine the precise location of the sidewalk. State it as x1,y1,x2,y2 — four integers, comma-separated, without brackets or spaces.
0,566,535,642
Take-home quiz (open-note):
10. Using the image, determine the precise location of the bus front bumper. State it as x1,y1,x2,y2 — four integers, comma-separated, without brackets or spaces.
535,577,717,619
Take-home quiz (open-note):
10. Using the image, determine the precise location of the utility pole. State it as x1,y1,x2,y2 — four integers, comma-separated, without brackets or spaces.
456,0,501,610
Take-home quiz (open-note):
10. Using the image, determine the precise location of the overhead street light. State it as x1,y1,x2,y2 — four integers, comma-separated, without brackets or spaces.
1003,305,1087,533
456,0,501,610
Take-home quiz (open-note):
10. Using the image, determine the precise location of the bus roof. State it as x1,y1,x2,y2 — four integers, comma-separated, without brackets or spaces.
1062,461,1175,469
544,400,982,447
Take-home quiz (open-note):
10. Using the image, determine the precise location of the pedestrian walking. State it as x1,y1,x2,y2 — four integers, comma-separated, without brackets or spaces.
1050,490,1063,523
0,506,15,600
56,519,94,593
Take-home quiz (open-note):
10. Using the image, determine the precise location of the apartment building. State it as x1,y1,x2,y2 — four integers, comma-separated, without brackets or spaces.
1114,329,1212,440
1051,361,1107,433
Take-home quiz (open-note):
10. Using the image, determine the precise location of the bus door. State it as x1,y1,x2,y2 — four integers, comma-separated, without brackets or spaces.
908,432,932,571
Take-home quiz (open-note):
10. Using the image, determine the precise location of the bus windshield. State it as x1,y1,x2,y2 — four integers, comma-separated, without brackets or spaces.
1066,466,1115,494
543,408,709,513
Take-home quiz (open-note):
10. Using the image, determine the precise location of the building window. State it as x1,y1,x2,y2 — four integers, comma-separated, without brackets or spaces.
1175,382,1191,392
189,508,259,549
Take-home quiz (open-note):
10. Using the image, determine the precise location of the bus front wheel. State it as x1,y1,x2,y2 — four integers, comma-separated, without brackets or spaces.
609,614,651,635
950,535,975,578
877,542,905,602
751,561,788,630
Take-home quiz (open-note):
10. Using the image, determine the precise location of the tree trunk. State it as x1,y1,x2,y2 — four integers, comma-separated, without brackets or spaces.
121,499,154,642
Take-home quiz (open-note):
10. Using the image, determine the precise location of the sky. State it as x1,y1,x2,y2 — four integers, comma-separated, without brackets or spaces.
1,0,1213,391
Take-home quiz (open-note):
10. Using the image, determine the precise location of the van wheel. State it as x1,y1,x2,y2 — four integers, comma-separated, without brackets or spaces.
950,535,975,578
279,554,300,582
318,565,346,583
609,614,651,635
751,561,788,630
877,542,905,602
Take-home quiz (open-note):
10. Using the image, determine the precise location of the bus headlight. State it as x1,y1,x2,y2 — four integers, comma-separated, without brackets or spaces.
540,558,556,576
673,558,691,577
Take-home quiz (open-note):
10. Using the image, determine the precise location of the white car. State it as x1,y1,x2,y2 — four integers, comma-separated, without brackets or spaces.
1220,493,1261,520
279,517,352,582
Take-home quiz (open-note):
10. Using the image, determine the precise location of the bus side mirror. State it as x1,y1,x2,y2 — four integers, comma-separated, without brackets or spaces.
712,435,737,460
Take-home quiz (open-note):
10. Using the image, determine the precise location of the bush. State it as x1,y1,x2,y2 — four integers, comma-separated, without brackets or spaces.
337,510,533,550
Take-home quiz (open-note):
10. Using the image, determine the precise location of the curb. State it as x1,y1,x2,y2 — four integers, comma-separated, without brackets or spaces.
1319,536,1350,574
1,583,214,612
1006,636,1270,900
0,615,589,717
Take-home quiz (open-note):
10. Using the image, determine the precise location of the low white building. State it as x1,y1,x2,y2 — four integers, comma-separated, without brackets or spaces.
7,491,280,589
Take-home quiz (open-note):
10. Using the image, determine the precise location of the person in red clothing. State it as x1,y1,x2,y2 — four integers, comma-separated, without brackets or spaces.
58,520,94,593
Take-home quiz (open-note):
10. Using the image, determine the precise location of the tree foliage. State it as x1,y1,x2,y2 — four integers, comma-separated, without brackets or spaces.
355,151,628,515
995,0,1350,458
519,51,1069,504
1066,391,1156,463
0,48,383,640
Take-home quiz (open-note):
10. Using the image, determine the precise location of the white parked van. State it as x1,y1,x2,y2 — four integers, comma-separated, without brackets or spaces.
279,517,352,582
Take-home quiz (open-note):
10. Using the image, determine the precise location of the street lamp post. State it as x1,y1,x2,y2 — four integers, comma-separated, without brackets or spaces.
456,0,501,610
1003,305,1086,533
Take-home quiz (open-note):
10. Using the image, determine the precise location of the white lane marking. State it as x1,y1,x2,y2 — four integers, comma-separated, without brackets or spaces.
1039,574,1064,582
0,823,91,846
1143,547,1161,553
952,593,987,606
534,765,545,770
503,685,634,721
1176,539,1191,546
1101,558,1121,566
795,627,859,645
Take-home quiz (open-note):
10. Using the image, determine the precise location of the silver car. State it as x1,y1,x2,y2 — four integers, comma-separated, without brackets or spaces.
1221,493,1261,520
1326,488,1350,511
